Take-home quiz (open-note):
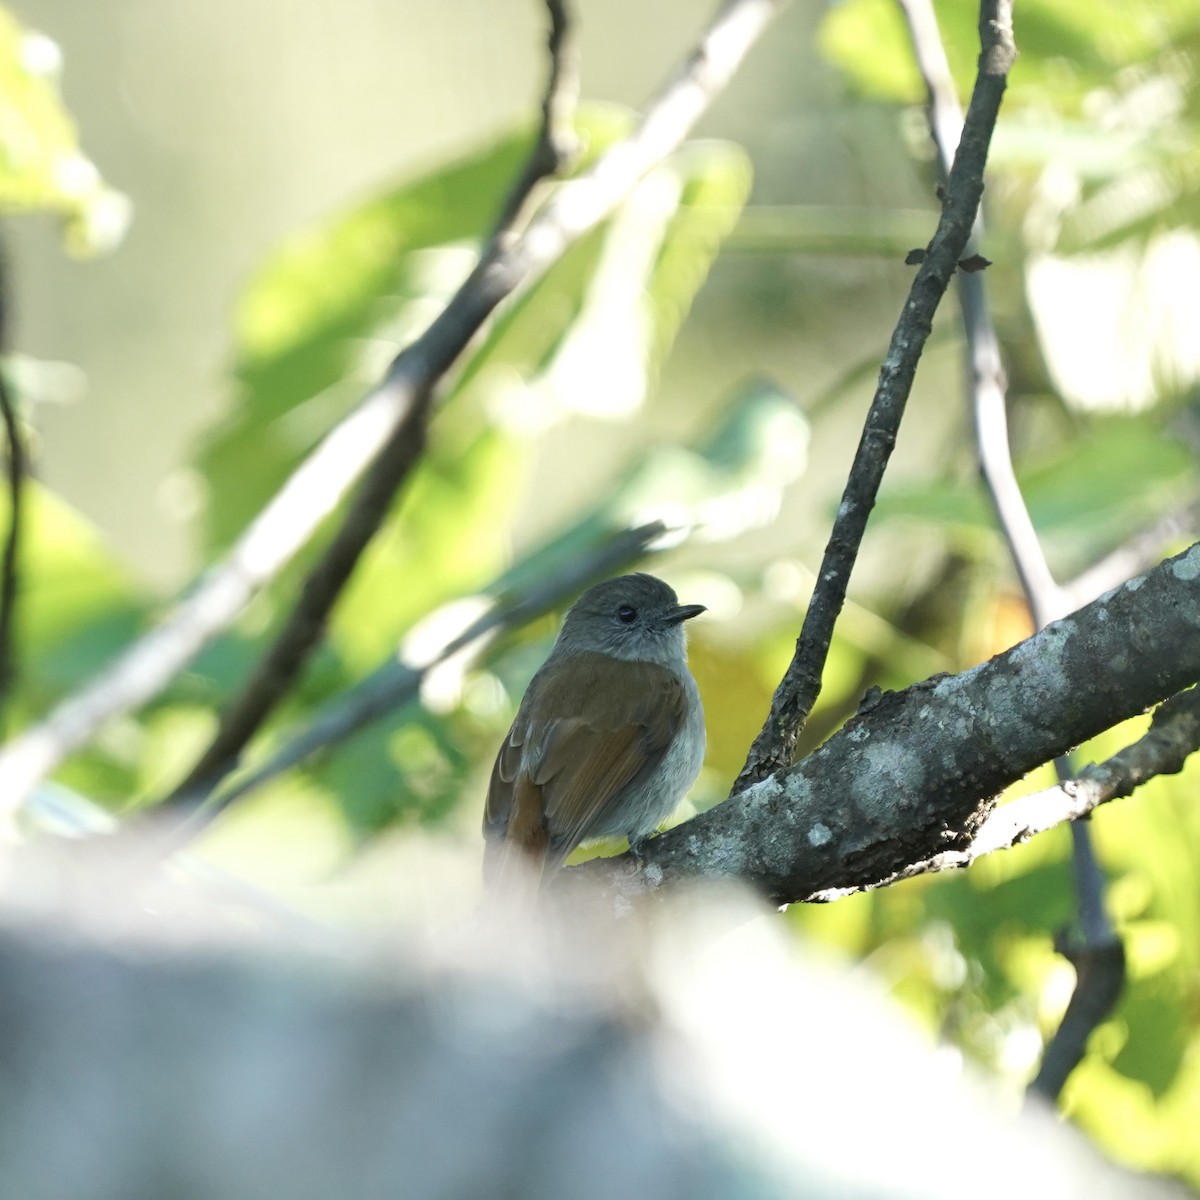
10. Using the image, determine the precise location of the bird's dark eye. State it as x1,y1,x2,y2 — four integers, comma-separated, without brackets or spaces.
617,605,637,624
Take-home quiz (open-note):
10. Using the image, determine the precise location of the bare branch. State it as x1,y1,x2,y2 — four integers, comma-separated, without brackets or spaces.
573,541,1200,907
0,0,783,814
166,520,669,842
730,0,1017,795
160,0,583,808
161,388,434,806
899,0,1059,622
490,0,580,240
0,255,23,729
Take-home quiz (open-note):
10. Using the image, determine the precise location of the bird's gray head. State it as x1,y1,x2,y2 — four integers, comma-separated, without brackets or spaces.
554,573,705,667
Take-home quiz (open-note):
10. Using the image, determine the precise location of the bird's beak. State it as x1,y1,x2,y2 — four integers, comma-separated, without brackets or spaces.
664,603,706,625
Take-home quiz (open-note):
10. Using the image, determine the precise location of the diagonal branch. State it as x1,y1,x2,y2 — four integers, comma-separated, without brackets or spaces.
832,684,1200,894
166,520,669,842
730,0,1016,796
161,0,585,808
574,540,1200,907
0,0,784,815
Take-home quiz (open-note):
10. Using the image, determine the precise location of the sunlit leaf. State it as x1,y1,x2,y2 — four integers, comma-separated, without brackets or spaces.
1028,235,1200,411
197,105,632,549
8,481,145,698
0,8,128,253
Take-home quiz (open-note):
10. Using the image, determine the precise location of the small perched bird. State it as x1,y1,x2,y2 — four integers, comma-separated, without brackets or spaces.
483,573,706,887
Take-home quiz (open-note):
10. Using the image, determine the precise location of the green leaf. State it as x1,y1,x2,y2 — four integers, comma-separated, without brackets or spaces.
0,8,128,253
198,110,755,830
197,106,632,550
10,482,145,701
820,0,1200,109
875,416,1195,571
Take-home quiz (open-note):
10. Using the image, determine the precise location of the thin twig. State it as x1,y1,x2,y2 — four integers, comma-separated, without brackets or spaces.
898,0,1061,622
729,0,1016,795
490,0,580,240
897,0,1122,1107
160,522,669,848
0,259,23,729
0,0,783,814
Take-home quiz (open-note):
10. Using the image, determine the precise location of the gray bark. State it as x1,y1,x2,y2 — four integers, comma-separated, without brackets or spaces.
578,541,1200,905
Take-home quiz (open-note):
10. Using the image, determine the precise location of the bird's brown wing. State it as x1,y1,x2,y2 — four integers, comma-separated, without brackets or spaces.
484,652,686,876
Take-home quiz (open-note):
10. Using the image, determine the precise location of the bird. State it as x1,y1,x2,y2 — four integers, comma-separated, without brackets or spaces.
483,572,705,888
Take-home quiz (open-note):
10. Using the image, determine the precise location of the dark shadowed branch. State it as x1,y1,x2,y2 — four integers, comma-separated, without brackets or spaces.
490,0,580,240
160,0,586,809
1027,932,1125,1104
0,249,22,730
0,0,783,814
164,520,670,846
730,0,1017,796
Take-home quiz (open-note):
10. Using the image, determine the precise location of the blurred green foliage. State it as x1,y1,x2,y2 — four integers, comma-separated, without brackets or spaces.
810,0,1200,1183
0,7,126,253
6,0,1200,1188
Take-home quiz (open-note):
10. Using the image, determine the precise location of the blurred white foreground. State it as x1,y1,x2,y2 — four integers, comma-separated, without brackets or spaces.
0,831,1175,1200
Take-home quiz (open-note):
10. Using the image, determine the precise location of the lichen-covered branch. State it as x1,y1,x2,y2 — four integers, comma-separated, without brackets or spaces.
578,541,1200,907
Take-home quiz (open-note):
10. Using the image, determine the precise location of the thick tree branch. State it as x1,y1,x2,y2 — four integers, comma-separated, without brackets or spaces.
574,541,1200,907
0,0,783,814
837,684,1200,892
731,0,1016,794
